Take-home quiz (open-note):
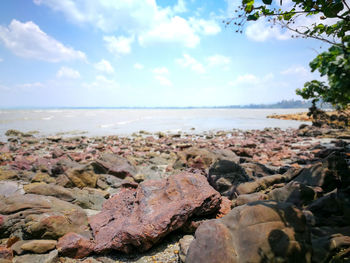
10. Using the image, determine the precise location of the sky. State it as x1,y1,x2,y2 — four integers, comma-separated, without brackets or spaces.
0,0,329,108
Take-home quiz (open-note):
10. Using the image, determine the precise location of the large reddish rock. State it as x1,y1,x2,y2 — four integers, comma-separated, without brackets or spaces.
57,232,94,259
89,173,221,253
186,201,312,263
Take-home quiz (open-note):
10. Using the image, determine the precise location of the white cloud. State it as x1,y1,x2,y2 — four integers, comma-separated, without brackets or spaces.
189,18,221,35
176,54,206,74
56,67,81,79
134,63,144,70
229,73,274,86
152,67,169,75
0,20,86,62
173,0,187,13
0,58,3,62
206,54,231,67
94,59,115,74
104,35,134,55
138,16,200,48
83,75,119,90
281,66,310,77
34,0,221,48
155,75,173,87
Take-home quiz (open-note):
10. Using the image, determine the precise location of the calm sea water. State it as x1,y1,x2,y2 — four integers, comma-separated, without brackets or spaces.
0,108,310,139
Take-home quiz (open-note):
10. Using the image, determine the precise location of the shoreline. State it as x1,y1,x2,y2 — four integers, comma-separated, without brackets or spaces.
0,125,349,262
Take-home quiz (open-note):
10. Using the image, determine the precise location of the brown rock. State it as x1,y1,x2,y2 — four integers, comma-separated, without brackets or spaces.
12,249,58,263
20,240,57,254
0,245,13,261
57,232,94,259
31,172,56,184
93,153,136,179
0,168,18,181
179,235,194,263
208,159,251,197
0,194,88,239
186,201,312,263
89,173,221,253
216,196,232,218
23,183,74,202
66,166,99,188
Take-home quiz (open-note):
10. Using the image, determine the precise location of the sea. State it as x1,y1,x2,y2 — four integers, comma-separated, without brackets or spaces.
0,108,310,140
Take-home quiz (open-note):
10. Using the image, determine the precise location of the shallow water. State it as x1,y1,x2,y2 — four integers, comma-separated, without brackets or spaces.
0,108,310,139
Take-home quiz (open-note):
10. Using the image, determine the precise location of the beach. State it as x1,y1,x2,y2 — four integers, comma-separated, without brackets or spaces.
0,119,349,262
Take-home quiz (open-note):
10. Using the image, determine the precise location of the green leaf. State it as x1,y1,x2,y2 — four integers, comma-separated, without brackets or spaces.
323,2,344,18
245,3,254,13
247,13,259,20
262,0,272,5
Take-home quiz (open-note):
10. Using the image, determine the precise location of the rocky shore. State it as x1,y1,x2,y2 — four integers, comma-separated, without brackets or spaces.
0,125,349,262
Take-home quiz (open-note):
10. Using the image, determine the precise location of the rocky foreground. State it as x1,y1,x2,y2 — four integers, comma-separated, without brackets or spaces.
0,126,349,263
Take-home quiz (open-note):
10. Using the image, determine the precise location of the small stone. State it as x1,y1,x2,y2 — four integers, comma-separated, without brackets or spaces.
20,240,57,254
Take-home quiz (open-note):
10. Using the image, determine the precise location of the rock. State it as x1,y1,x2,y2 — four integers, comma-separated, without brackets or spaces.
179,235,194,263
173,147,217,170
65,165,99,188
20,240,57,254
89,173,221,253
294,151,350,193
311,226,350,262
57,232,94,259
71,188,106,210
31,172,55,184
23,183,106,211
0,168,18,180
0,245,13,261
0,181,24,197
186,201,312,263
268,181,316,207
5,130,27,137
11,240,29,255
233,192,269,207
55,174,73,188
216,196,232,218
208,159,251,197
240,162,277,178
93,153,137,179
23,183,74,202
0,194,88,239
12,249,58,263
236,173,295,195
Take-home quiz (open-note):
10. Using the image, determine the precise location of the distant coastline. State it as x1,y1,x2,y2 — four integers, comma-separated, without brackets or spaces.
0,99,332,110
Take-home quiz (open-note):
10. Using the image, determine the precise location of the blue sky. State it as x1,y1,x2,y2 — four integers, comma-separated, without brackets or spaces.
0,0,328,107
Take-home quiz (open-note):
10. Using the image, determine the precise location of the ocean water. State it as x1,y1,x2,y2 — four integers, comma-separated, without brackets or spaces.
0,108,310,139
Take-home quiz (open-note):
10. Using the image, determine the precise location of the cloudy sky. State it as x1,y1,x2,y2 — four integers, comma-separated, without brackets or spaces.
0,0,327,107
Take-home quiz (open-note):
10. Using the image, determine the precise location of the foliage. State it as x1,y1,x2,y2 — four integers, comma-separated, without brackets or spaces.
229,0,350,109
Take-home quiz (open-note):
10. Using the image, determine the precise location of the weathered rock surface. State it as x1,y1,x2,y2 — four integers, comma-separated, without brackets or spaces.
12,249,58,263
186,201,312,263
0,181,24,197
57,232,94,259
20,240,57,254
93,153,137,179
0,194,88,239
179,235,194,263
89,173,221,253
65,165,99,188
208,159,252,197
